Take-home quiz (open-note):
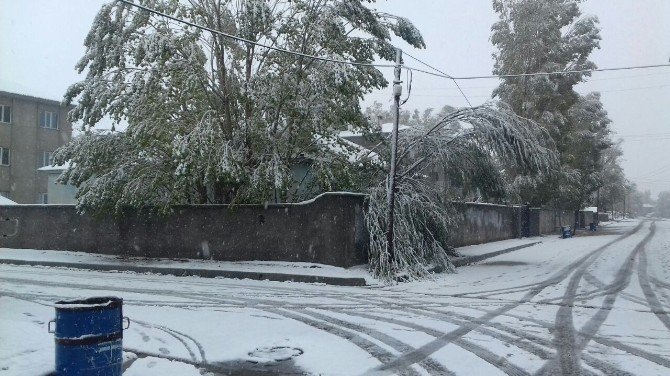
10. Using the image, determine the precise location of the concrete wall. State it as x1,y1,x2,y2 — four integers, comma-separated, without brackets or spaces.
533,209,574,235
0,192,580,267
450,203,522,247
0,193,368,268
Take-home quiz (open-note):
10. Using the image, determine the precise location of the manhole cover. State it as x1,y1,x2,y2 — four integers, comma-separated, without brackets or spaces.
247,346,303,363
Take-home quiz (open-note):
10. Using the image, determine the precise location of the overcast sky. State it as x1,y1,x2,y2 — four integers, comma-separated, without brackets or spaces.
1,0,669,197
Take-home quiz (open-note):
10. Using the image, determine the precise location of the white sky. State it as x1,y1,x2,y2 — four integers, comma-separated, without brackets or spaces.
1,0,669,197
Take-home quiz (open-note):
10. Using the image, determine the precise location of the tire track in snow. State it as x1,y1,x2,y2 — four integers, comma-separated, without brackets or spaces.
392,305,630,376
292,308,451,376
133,319,199,362
451,281,545,299
262,308,424,376
578,272,646,306
360,221,645,376
356,291,649,375
334,308,529,376
540,222,655,376
650,277,670,290
533,272,647,306
637,238,670,332
461,306,670,371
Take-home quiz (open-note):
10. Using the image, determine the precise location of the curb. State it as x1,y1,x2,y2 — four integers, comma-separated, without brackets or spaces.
0,258,367,287
451,241,542,267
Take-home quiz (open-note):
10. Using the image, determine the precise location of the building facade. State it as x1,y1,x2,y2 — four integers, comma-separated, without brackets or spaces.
0,91,73,203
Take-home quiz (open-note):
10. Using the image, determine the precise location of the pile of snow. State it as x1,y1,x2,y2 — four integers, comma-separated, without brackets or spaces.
37,161,71,172
338,122,410,137
0,196,17,205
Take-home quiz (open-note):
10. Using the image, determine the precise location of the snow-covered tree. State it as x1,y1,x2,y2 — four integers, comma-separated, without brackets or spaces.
491,0,615,209
56,0,424,214
366,102,557,281
597,141,628,214
656,191,670,218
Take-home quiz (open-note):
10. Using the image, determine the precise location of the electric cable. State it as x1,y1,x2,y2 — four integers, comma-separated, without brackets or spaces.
403,51,473,107
118,0,399,70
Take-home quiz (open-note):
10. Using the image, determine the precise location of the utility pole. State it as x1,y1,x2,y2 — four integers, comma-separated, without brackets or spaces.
385,48,403,261
596,188,604,225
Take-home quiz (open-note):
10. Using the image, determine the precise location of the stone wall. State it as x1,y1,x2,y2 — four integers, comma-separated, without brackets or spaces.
533,208,574,235
450,203,523,247
1,193,578,267
0,193,368,268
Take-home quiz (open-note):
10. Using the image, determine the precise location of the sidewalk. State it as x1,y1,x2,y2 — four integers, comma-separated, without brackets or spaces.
1,238,547,287
0,249,370,286
449,238,542,266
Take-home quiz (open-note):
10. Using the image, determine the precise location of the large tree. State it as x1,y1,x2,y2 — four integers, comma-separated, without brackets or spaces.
491,0,613,209
57,0,425,213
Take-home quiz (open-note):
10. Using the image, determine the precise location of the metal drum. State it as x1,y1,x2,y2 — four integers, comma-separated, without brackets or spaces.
49,297,129,376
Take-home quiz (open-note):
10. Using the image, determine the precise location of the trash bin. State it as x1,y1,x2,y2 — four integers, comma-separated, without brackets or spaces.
49,297,129,376
561,226,573,239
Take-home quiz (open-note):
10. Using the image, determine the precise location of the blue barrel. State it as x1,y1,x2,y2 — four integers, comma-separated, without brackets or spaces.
49,297,128,376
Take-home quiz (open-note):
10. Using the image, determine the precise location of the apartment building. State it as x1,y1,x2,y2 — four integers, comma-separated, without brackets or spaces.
0,91,73,203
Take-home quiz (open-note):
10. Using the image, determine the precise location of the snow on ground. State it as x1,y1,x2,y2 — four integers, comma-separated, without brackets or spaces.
1,219,670,375
0,196,17,205
454,236,542,258
0,248,373,283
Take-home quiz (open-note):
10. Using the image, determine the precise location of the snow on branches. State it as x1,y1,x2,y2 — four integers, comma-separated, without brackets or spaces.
58,0,425,213
366,102,557,282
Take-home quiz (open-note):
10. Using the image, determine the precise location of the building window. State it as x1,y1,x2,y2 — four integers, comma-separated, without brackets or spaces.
37,193,48,204
40,151,54,167
40,111,59,129
0,105,10,124
0,147,9,166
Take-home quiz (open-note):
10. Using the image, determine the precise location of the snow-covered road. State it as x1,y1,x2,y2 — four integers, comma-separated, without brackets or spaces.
2,219,670,375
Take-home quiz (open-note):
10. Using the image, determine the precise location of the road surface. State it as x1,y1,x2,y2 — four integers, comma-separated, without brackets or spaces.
1,219,669,375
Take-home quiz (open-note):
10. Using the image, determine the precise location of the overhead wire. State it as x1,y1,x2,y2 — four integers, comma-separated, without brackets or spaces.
117,0,398,70
366,83,669,100
403,51,473,107
448,64,670,80
119,0,670,90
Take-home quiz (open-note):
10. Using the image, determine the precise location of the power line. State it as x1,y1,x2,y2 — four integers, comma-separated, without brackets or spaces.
367,83,669,100
118,0,670,96
409,79,670,92
403,51,473,107
401,60,670,81
616,132,670,137
460,64,670,80
117,0,398,70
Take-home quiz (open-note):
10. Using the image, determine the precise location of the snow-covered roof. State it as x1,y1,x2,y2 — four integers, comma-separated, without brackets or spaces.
643,203,655,208
37,161,71,172
314,136,381,164
339,123,410,138
0,196,18,205
582,206,597,212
